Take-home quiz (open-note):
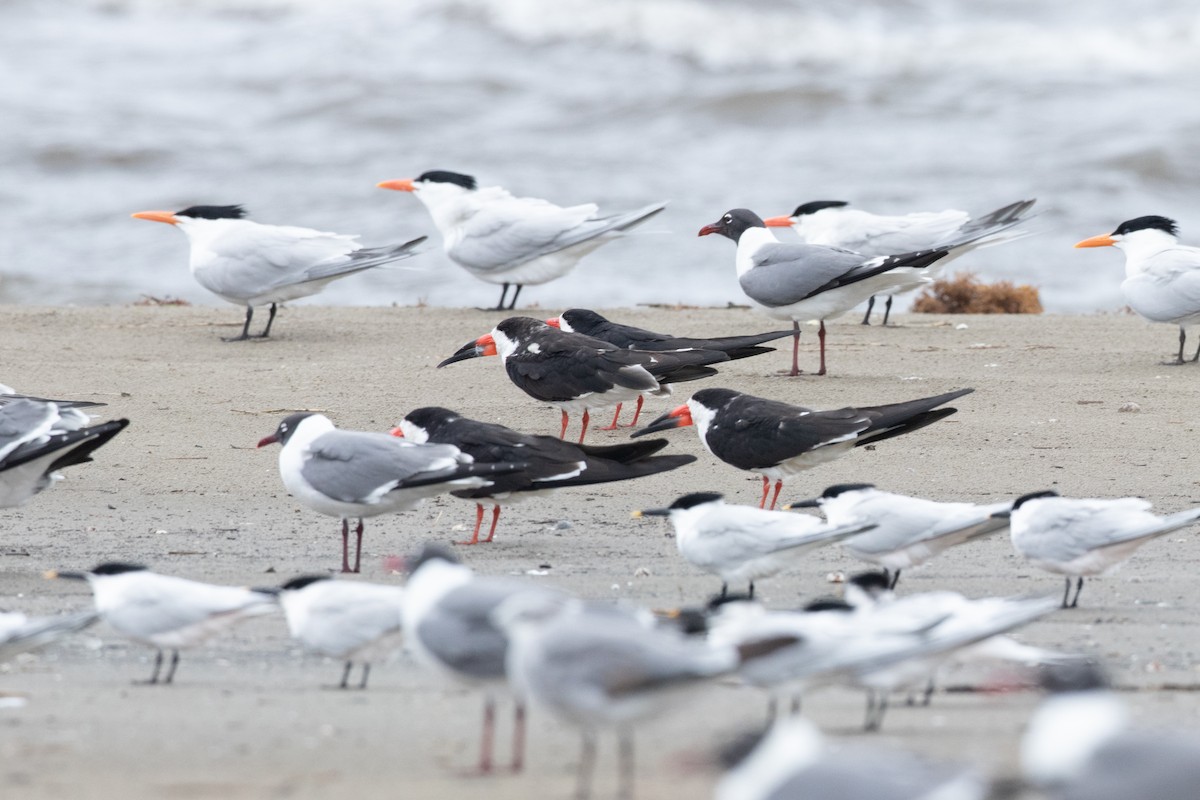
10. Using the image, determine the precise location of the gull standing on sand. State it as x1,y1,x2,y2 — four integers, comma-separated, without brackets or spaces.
0,398,129,508
633,492,874,598
546,309,793,427
438,316,728,443
698,206,1034,375
1075,216,1200,364
1000,490,1200,608
634,387,972,510
132,205,425,340
276,575,405,689
762,199,1036,325
377,170,666,310
45,563,277,684
785,483,1013,588
392,407,694,544
257,413,525,573
402,544,565,774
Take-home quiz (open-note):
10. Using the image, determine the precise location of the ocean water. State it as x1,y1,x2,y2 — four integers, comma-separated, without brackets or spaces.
2,0,1198,313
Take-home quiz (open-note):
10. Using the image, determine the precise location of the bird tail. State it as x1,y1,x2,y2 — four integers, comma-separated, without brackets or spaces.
1107,506,1200,547
934,198,1039,257
0,610,99,661
549,454,696,489
576,438,670,463
855,388,974,446
3,418,130,472
301,235,428,283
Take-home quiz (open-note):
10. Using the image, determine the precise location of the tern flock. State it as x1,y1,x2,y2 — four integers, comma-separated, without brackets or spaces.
5,176,1200,799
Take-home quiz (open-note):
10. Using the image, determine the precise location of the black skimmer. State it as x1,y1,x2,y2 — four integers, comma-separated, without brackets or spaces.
377,171,665,310
546,308,793,426
392,406,695,544
698,207,1033,375
133,205,425,340
1075,216,1200,364
257,413,524,573
634,387,973,510
438,316,729,442
45,563,277,684
762,199,1036,325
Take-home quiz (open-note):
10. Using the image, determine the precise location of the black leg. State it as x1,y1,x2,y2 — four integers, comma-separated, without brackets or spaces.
223,307,254,342
863,690,877,731
575,729,598,800
719,582,728,600
352,518,363,574
882,295,894,326
358,663,370,690
789,695,802,715
1061,577,1071,608
922,676,935,706
257,303,278,338
861,296,875,325
1178,326,1187,364
1191,334,1200,363
163,649,181,684
889,569,901,590
339,660,353,689
507,284,523,310
748,580,755,599
141,649,164,685
617,727,635,800
340,518,351,573
1070,577,1084,608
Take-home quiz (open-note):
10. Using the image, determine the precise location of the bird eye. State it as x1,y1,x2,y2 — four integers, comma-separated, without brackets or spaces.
723,215,732,223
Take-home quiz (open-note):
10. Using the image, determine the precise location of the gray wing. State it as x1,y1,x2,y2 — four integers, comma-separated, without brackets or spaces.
416,578,549,679
296,236,426,285
766,748,982,800
298,584,404,656
301,431,465,503
109,574,275,638
0,399,56,461
0,610,98,661
739,244,869,307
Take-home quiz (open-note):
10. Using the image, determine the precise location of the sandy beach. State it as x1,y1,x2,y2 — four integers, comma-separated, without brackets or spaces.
4,304,1200,799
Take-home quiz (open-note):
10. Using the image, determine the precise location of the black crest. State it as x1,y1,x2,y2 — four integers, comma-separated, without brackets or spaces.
402,407,460,434
175,205,247,220
791,200,849,217
415,171,477,190
821,483,876,499
91,562,148,575
1112,216,1178,237
847,571,891,592
1012,490,1060,510
280,575,331,591
669,492,724,510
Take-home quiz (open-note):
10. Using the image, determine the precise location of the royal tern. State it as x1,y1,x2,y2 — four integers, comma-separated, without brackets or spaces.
257,413,524,573
634,387,972,510
785,483,1012,588
546,309,792,426
763,199,1036,325
45,563,277,684
1000,490,1200,608
132,204,425,340
0,398,129,508
633,492,873,598
402,544,566,774
699,206,1033,375
1075,215,1200,364
392,407,694,544
377,170,666,310
276,575,405,689
438,316,728,442
0,609,98,662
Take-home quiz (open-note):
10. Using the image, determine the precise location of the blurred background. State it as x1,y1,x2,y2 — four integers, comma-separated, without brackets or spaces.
1,0,1197,312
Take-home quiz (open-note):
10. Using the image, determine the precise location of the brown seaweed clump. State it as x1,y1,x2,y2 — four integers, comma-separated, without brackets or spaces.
911,272,1042,314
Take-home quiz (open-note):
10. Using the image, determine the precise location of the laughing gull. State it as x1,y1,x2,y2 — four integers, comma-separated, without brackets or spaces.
257,413,525,573
785,483,1012,588
633,492,874,598
132,204,425,340
546,309,793,427
0,609,98,663
716,717,986,800
698,207,1033,375
276,575,405,689
762,199,1036,325
45,563,277,684
1075,216,1200,364
438,316,728,442
0,398,129,508
1000,490,1200,608
634,387,973,510
392,407,694,544
377,170,666,310
402,544,567,774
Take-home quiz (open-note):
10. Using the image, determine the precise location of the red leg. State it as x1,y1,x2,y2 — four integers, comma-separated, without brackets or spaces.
483,506,501,543
817,320,827,376
769,481,783,511
479,695,495,773
759,475,770,509
352,519,363,573
598,404,623,431
340,518,351,573
577,409,590,444
627,395,645,427
457,504,484,545
511,701,526,772
790,320,800,377
559,410,569,440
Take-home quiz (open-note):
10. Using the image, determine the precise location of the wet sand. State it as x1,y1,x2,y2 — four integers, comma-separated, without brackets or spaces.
3,305,1200,799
